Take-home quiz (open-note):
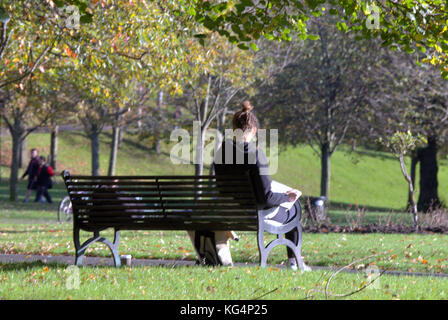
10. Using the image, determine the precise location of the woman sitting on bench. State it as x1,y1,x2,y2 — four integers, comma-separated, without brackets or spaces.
213,100,306,270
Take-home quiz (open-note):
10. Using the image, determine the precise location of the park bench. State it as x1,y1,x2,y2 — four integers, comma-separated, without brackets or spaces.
61,170,306,269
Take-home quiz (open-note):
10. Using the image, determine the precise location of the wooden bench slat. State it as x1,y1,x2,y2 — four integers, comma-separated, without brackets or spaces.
75,207,256,212
71,204,256,208
67,187,252,193
67,186,251,192
75,212,257,217
68,187,252,196
66,184,251,189
76,219,257,228
69,194,255,201
70,198,256,205
75,209,256,215
66,175,247,180
76,220,257,225
66,180,250,186
77,223,258,232
69,193,253,199
77,215,257,220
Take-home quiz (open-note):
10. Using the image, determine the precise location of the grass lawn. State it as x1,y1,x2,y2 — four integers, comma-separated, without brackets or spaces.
1,261,448,300
1,222,448,274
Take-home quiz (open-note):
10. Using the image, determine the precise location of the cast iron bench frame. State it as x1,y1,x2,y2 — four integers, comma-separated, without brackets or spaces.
62,170,306,269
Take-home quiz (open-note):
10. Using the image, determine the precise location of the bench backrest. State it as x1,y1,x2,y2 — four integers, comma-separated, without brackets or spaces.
62,171,259,232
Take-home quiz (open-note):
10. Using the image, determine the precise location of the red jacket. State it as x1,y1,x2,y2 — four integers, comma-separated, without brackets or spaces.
36,165,54,187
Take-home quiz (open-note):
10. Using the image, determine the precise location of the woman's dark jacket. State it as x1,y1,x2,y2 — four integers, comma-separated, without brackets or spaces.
213,139,289,209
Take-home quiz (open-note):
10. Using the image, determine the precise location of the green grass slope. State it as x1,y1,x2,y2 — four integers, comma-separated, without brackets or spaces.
272,145,448,210
0,130,447,210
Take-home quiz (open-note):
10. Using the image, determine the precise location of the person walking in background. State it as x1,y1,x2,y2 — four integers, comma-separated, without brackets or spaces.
21,148,39,203
34,156,54,204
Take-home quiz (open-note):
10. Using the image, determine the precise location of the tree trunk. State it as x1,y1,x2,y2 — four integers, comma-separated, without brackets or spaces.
117,126,123,149
90,130,100,176
194,137,204,176
0,117,3,183
351,139,357,152
153,90,163,154
217,107,227,135
215,109,226,156
10,130,22,201
108,125,119,176
19,135,27,169
154,134,160,154
137,107,142,133
194,124,205,176
50,125,58,171
399,154,418,231
320,142,331,199
408,153,418,210
417,136,440,212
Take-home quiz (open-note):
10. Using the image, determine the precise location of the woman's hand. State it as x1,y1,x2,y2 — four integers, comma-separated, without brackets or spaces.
286,189,299,202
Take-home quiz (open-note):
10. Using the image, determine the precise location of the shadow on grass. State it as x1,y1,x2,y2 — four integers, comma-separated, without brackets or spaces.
66,130,112,147
0,258,200,272
349,148,397,162
327,200,405,213
0,227,63,233
0,260,70,272
0,200,61,213
102,131,154,154
0,178,68,212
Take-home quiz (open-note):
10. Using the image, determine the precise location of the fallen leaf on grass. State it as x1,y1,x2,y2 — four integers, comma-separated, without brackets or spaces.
206,286,217,293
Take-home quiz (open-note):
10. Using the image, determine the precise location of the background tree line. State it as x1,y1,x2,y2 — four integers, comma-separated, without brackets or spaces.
0,1,446,213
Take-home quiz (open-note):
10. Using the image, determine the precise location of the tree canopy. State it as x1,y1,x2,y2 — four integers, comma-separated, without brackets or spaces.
191,0,448,78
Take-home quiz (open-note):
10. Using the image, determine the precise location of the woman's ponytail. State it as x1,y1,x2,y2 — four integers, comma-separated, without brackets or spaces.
232,100,258,131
